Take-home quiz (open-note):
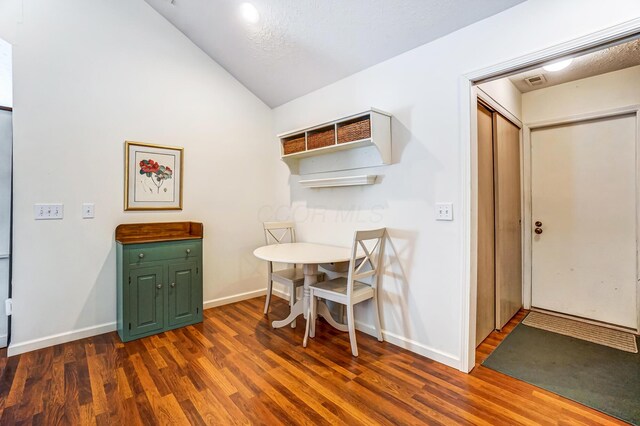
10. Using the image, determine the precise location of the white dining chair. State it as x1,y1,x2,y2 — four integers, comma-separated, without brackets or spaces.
303,228,386,356
263,221,325,327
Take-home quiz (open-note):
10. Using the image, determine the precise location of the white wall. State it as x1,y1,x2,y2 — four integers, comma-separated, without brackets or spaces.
273,0,640,368
0,38,11,108
0,0,276,355
523,65,640,123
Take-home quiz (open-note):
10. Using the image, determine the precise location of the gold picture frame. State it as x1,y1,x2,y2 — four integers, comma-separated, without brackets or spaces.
124,141,184,211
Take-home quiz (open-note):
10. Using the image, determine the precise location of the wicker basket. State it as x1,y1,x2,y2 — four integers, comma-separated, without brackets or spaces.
307,126,335,150
337,116,371,144
282,134,305,155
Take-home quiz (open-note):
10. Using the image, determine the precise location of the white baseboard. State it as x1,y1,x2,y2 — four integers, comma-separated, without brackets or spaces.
355,320,460,370
7,321,117,357
0,334,6,348
203,287,288,310
6,288,285,357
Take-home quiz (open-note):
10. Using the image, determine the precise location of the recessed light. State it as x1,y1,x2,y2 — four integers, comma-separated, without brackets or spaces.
240,3,260,24
543,58,573,72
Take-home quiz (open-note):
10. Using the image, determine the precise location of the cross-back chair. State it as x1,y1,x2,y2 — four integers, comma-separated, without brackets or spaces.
262,221,325,327
304,228,386,356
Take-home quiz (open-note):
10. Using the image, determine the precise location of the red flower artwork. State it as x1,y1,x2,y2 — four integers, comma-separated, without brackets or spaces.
139,159,173,193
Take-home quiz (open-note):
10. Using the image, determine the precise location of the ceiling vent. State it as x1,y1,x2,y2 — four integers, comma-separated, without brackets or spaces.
524,74,547,87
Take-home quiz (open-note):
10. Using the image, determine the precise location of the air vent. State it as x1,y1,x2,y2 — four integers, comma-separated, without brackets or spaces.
524,74,547,87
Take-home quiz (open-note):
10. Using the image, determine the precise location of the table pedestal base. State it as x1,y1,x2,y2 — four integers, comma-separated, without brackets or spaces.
272,264,318,329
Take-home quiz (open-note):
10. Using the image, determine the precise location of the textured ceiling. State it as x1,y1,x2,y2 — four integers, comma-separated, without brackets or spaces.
144,0,525,107
509,38,640,93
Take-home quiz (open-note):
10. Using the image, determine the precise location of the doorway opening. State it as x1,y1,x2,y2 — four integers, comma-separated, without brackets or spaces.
466,29,640,425
463,23,640,372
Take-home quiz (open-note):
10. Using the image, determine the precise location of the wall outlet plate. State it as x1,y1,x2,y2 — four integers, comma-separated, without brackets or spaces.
435,202,453,221
34,204,64,220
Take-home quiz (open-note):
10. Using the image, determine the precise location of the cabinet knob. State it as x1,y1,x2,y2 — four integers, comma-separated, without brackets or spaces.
170,282,176,288
186,249,191,254
535,228,543,235
139,253,145,259
156,284,162,289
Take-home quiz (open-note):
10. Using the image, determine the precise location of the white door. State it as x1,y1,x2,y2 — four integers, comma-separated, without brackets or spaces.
531,113,637,329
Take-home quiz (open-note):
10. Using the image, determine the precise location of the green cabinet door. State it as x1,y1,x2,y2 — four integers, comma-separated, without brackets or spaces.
129,265,164,336
168,261,199,327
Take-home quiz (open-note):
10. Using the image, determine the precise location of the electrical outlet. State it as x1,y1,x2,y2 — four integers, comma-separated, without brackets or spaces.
82,203,95,219
34,203,64,220
435,202,453,221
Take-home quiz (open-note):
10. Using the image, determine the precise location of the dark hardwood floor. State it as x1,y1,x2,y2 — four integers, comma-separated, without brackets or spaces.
0,298,625,425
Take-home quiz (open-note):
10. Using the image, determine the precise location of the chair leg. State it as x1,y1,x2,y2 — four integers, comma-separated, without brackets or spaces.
372,291,383,342
290,286,297,328
264,277,273,315
346,304,358,356
310,295,317,338
304,290,314,347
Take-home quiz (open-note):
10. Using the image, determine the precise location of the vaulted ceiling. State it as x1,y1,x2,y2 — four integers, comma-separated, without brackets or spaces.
144,0,525,107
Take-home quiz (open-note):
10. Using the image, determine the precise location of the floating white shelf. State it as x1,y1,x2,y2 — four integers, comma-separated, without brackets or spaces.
278,108,392,175
299,175,378,188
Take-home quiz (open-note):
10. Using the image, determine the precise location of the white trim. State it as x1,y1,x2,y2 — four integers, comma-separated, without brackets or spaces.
523,124,532,309
460,77,474,373
0,334,6,348
7,321,116,357
524,105,640,334
355,320,460,369
526,105,640,129
461,18,640,373
7,288,288,357
468,18,640,83
203,287,289,310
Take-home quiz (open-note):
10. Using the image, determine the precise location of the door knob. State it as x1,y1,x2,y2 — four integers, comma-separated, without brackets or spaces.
535,221,542,227
170,282,176,288
156,284,162,289
535,228,543,234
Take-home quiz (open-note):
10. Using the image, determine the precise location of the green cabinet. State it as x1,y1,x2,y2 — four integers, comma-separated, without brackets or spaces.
116,235,203,342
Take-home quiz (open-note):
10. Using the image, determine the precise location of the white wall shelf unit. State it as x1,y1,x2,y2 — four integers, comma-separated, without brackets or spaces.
299,175,378,188
278,108,392,175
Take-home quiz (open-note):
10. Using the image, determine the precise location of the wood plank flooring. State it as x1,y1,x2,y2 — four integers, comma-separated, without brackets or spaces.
0,299,625,425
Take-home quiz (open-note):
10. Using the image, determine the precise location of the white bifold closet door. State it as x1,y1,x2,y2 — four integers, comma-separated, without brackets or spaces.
531,114,637,329
0,109,11,348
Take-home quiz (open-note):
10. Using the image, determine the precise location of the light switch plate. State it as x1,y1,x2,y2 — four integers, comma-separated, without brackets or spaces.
82,203,95,219
34,204,64,220
435,202,453,221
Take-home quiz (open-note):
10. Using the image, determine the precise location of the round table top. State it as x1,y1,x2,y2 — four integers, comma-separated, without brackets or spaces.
253,242,353,264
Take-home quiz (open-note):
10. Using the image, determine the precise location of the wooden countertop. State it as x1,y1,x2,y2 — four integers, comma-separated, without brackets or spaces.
115,221,203,244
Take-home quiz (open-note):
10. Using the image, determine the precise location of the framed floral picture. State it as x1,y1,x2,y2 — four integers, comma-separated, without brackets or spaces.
124,141,183,210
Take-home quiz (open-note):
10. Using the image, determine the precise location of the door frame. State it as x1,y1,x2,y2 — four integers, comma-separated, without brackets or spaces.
523,105,640,333
459,18,640,373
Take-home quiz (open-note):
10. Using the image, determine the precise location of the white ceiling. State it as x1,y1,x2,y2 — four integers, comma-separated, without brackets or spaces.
509,38,640,93
144,0,525,107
